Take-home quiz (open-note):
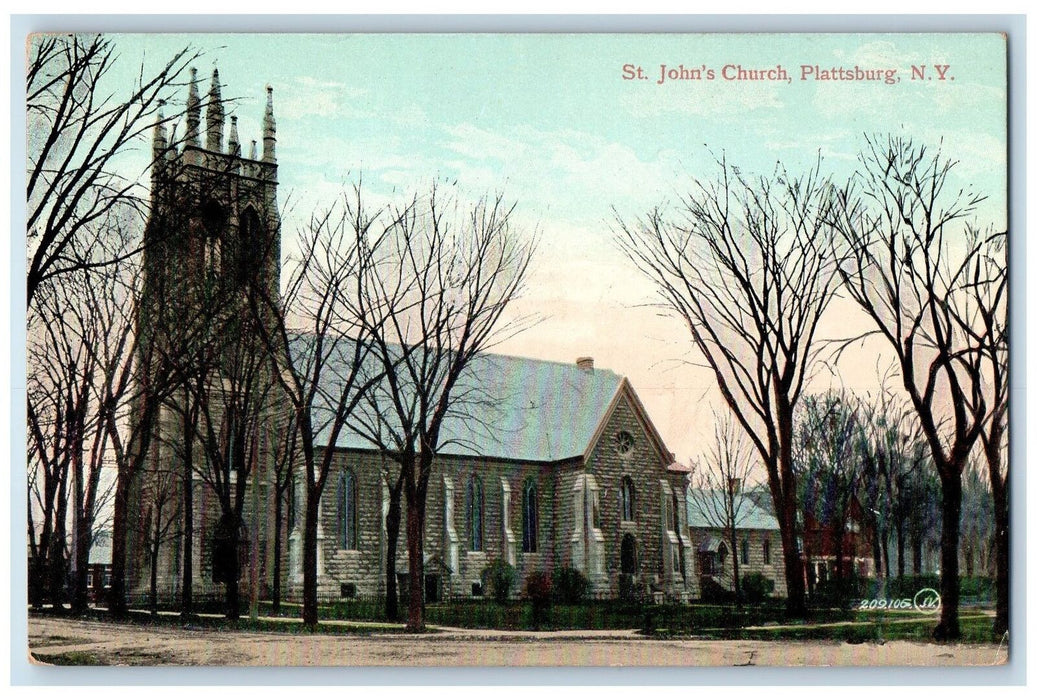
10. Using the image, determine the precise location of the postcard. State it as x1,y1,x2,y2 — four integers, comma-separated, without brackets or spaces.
24,30,1010,669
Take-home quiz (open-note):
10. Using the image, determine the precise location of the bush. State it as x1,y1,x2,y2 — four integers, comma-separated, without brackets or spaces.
812,574,868,610
699,578,735,604
741,573,776,603
553,566,590,604
618,573,640,602
480,558,516,605
525,571,553,629
525,571,553,603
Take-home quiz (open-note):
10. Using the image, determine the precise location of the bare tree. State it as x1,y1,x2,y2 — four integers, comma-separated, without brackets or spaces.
793,391,862,588
950,228,1008,636
248,186,397,628
616,157,841,615
26,34,198,304
830,134,990,640
140,460,181,616
27,234,136,613
686,412,761,606
27,277,82,610
349,184,536,632
856,379,930,582
958,458,993,580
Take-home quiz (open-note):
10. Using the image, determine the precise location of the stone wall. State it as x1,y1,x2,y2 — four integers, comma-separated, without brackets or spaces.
307,450,571,601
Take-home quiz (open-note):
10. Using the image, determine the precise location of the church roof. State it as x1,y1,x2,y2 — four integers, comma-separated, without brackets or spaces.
686,488,781,531
299,335,628,463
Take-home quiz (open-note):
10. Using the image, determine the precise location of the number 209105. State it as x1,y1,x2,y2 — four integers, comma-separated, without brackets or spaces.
858,598,913,610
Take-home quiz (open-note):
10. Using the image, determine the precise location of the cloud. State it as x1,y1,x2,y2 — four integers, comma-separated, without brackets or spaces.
276,75,368,121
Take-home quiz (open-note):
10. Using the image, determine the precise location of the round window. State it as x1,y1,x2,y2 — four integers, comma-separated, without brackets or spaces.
615,430,634,456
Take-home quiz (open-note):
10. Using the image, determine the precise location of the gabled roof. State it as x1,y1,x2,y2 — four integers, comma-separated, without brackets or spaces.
89,530,112,565
686,488,781,531
300,334,630,463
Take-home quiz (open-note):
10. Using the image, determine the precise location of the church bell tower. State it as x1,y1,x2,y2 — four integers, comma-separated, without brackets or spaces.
128,67,284,607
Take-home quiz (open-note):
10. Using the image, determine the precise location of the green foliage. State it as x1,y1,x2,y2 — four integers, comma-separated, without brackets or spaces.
524,571,553,604
618,573,641,602
811,574,869,609
552,566,590,604
699,578,735,604
741,573,776,603
481,558,516,605
524,571,553,629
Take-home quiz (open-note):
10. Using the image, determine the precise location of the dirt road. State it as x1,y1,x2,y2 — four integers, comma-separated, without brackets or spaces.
27,616,1007,667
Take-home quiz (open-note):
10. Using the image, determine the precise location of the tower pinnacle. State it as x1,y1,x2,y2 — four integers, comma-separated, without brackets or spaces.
152,99,167,160
186,67,201,150
262,85,276,164
228,115,240,157
205,67,225,153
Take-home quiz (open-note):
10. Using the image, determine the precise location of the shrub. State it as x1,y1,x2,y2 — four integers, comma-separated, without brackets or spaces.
741,573,776,603
525,571,553,604
480,558,516,605
699,577,735,604
812,574,868,610
618,573,640,602
525,571,553,629
553,566,590,604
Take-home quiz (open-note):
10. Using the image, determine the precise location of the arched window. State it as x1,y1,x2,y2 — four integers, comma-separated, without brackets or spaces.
200,200,225,275
620,476,635,522
338,470,358,550
763,538,771,565
237,207,262,285
466,474,483,551
522,478,538,553
740,536,750,565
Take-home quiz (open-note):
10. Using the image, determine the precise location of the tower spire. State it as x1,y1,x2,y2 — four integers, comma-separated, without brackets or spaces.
152,99,168,161
186,67,201,150
262,85,276,164
205,67,225,153
228,115,240,157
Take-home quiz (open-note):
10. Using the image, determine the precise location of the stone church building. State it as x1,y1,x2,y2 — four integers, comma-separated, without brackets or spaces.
126,69,696,606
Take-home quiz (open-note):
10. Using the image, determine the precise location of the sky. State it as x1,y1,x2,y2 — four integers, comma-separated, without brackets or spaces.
93,32,1007,467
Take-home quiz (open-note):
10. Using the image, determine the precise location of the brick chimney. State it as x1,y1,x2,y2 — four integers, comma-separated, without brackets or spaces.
576,357,594,373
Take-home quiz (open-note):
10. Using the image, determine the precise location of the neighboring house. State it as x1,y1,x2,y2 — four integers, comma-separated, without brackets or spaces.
686,488,787,598
799,496,875,592
88,530,113,602
126,69,694,605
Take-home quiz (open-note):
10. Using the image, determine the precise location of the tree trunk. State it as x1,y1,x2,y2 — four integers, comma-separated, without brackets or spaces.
301,486,320,627
933,471,962,641
881,535,890,583
272,481,283,616
404,490,426,632
49,479,69,610
181,412,194,618
990,469,1008,637
223,514,242,621
226,577,240,621
72,513,91,614
729,519,741,608
911,520,923,576
896,520,906,579
71,451,89,614
384,481,403,622
150,539,160,616
776,403,806,616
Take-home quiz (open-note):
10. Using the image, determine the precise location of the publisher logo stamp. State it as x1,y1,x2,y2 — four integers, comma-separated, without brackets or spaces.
913,588,942,614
